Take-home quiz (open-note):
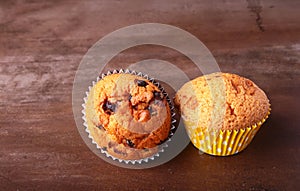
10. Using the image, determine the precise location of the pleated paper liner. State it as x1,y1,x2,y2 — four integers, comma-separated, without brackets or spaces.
82,69,177,164
186,111,270,156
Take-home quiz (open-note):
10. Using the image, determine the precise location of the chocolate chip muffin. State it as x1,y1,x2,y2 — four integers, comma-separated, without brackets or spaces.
84,72,172,160
174,72,270,156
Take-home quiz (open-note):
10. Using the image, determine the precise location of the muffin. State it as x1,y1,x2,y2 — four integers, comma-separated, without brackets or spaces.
84,70,174,162
174,72,270,156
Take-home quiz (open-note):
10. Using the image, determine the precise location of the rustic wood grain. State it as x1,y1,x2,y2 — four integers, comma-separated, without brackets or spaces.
0,0,299,190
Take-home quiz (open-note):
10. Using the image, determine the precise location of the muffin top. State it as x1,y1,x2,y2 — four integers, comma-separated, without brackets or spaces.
174,72,270,130
91,73,171,149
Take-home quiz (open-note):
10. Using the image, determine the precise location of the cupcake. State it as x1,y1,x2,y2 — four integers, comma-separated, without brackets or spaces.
174,72,270,156
83,70,175,163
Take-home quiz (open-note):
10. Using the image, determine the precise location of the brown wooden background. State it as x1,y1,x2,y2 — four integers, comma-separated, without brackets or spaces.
0,0,299,190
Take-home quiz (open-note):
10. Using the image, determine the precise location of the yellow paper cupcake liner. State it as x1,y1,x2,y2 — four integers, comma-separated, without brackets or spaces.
186,111,270,156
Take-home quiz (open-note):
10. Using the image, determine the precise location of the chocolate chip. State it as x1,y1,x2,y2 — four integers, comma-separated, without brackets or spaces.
103,100,116,114
132,105,138,110
108,142,113,148
106,101,116,111
136,79,148,87
96,124,103,130
148,106,157,116
148,105,153,113
128,94,132,101
102,147,107,151
126,139,135,148
153,91,163,100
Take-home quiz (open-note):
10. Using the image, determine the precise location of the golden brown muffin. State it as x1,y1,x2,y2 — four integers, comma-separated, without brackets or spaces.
174,72,270,130
85,73,171,160
174,72,270,156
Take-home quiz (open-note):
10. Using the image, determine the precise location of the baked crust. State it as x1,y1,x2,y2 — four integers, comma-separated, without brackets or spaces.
86,73,171,155
174,72,270,130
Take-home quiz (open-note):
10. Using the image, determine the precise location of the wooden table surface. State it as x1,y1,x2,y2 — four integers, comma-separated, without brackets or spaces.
0,0,299,190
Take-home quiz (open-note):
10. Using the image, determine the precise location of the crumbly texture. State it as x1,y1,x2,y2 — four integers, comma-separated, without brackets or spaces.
174,72,270,130
86,73,171,154
85,87,159,160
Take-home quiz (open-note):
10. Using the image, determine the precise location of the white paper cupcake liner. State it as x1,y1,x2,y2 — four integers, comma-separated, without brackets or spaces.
82,69,176,164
